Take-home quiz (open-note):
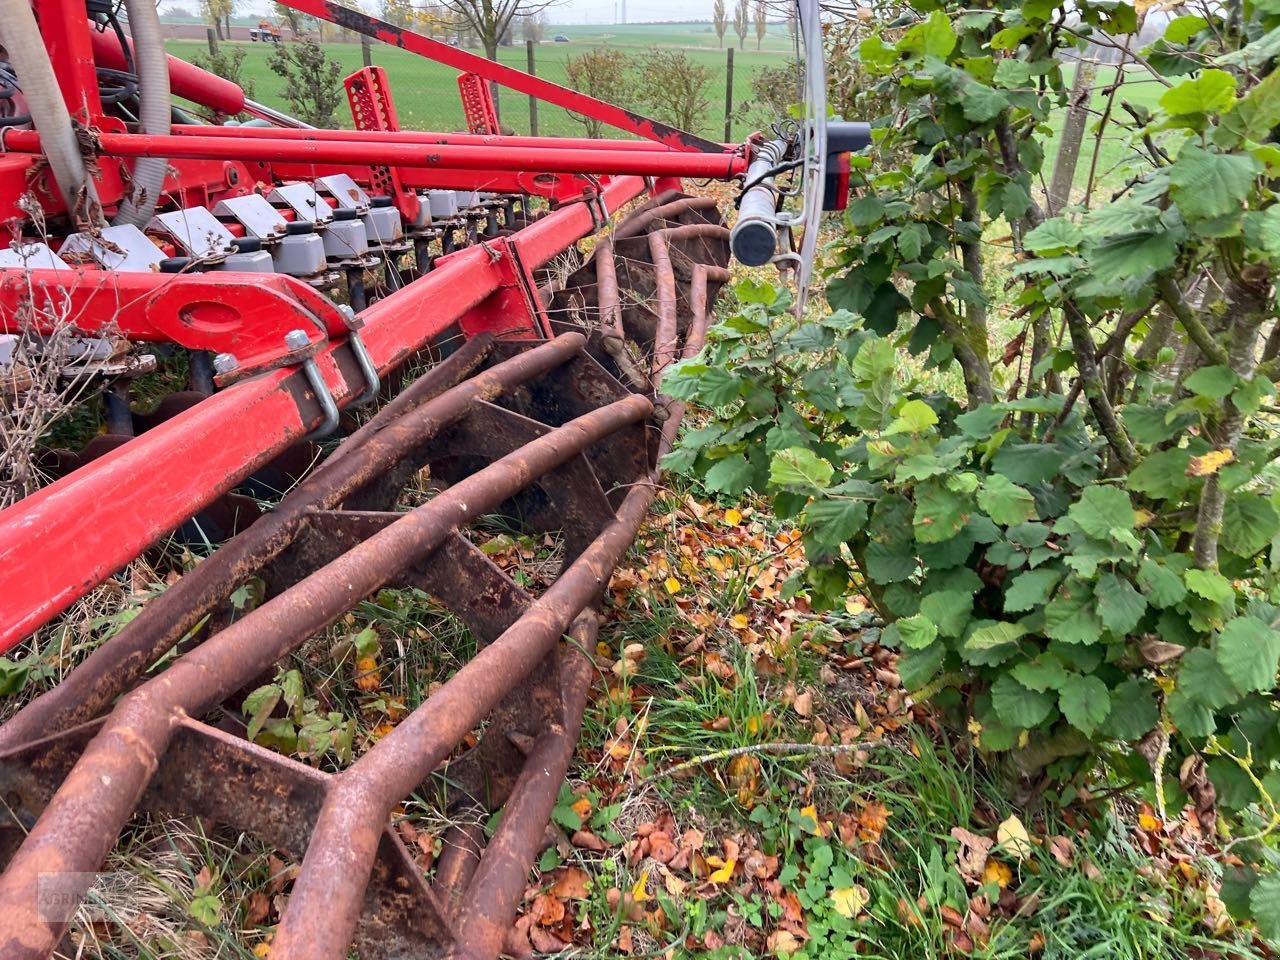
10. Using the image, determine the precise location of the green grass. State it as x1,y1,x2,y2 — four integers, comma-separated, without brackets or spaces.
166,22,792,139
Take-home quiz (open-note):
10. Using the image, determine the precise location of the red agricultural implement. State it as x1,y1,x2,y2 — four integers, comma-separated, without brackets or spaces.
0,1,864,956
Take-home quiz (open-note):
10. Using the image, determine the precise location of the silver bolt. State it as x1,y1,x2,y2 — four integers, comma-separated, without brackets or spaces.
337,304,358,326
212,353,238,375
284,329,310,351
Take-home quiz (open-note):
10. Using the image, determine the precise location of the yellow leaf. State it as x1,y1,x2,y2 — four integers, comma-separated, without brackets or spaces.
724,508,743,525
707,858,736,884
831,885,869,918
798,804,824,836
354,655,381,692
745,713,766,735
253,945,271,959
1187,448,1234,477
1138,811,1161,831
996,814,1033,861
664,577,682,595
631,869,652,902
983,859,1013,889
730,613,750,630
570,796,592,820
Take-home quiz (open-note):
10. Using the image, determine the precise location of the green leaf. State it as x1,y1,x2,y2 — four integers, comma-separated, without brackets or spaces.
1183,363,1239,400
1044,580,1104,645
1084,231,1179,285
1159,69,1237,115
977,474,1037,526
888,398,939,435
991,443,1065,484
991,673,1055,728
960,83,1010,122
1095,573,1147,635
1137,558,1188,608
704,454,755,494
805,497,869,550
962,620,1027,665
770,448,834,490
0,657,29,697
1164,14,1208,43
189,893,222,926
898,10,956,59
1011,655,1068,692
1107,679,1159,740
1121,404,1197,445
1171,146,1261,222
864,541,917,583
696,367,745,406
1178,648,1242,709
1004,568,1064,613
913,482,970,544
1216,616,1280,694
1066,485,1135,542
244,683,282,742
897,642,947,691
1023,217,1083,256
1220,494,1280,557
846,194,885,227
1249,871,1280,940
897,613,939,650
1058,674,1111,737
919,589,973,638
1127,447,1195,499
1185,568,1236,607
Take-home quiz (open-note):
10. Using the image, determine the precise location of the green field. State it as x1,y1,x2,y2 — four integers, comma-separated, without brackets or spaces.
166,22,793,139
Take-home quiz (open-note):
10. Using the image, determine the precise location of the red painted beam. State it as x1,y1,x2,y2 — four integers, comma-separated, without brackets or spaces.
169,124,730,153
275,0,724,152
0,175,649,650
2,131,748,180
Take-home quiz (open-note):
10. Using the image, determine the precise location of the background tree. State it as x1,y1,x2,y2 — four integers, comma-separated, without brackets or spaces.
753,0,766,50
272,1,311,37
202,0,232,39
712,0,727,47
268,36,343,127
636,47,712,133
520,9,546,43
562,48,635,138
441,0,554,60
733,0,748,50
379,0,415,29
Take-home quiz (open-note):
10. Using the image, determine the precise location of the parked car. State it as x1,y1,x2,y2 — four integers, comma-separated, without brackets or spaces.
553,34,570,42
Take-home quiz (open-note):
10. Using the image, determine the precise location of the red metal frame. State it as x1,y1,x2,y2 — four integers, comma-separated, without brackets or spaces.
0,0,756,647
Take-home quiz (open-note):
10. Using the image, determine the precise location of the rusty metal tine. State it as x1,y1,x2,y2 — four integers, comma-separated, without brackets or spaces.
612,196,721,239
433,822,486,916
648,230,678,381
268,416,663,960
314,332,494,472
0,334,577,750
448,614,599,960
594,237,623,341
0,390,649,960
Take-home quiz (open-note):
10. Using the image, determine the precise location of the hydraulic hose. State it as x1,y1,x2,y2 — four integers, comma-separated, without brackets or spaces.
0,0,101,222
113,0,170,226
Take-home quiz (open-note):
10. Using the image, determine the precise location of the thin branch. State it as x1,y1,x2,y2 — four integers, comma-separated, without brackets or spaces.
1155,273,1230,368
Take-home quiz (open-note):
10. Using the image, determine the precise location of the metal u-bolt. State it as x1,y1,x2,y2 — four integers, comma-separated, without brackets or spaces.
285,329,339,440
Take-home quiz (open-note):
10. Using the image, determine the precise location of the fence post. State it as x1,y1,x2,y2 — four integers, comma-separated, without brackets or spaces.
724,47,735,141
526,40,539,137
361,35,373,67
206,27,218,57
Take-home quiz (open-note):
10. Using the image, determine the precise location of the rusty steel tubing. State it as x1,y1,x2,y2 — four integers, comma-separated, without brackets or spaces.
0,333,593,751
613,196,721,239
594,237,623,341
0,388,649,960
268,406,662,960
448,614,599,960
647,230,679,379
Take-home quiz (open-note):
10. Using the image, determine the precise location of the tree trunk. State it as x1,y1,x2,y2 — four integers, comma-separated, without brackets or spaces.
1048,61,1096,215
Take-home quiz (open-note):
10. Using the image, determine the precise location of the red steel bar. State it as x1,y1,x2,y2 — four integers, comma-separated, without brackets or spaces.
276,0,722,152
168,124,726,153
0,174,649,649
1,130,748,179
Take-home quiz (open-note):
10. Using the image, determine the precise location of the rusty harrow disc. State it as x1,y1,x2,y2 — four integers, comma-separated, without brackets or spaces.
0,193,730,960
